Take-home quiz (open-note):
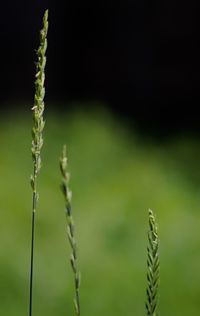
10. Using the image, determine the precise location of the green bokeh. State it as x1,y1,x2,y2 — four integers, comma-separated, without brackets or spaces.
1,106,200,315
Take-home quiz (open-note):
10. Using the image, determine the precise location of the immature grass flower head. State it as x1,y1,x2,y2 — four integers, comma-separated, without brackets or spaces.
60,145,81,316
29,10,48,316
31,9,48,180
145,209,160,316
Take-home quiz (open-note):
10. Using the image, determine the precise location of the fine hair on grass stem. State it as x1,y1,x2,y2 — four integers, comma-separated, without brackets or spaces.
145,209,160,316
60,145,81,316
29,10,48,316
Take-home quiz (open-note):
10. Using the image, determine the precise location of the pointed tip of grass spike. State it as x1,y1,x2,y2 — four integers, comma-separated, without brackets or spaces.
60,145,67,164
148,208,154,218
60,145,69,179
41,9,49,39
62,144,67,158
148,208,152,214
44,9,49,22
148,208,157,233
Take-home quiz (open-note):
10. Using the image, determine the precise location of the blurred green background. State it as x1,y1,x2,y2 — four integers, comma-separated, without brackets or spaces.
1,106,200,316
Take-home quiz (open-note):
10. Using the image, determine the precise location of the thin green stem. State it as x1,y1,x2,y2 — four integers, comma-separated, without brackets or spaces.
145,209,160,316
60,145,81,316
29,10,48,316
29,209,35,316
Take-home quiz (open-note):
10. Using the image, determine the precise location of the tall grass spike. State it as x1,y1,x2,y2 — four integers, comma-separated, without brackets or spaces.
145,209,160,316
60,145,81,316
29,10,48,316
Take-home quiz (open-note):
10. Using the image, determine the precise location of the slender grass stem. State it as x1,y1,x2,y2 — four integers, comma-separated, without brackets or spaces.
145,209,160,316
60,145,81,316
29,10,48,316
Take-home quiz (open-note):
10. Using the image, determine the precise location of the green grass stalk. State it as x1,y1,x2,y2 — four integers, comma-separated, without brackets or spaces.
60,145,81,316
145,209,160,316
29,10,48,316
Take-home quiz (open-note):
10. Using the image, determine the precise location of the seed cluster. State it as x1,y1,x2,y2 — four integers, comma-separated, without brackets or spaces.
31,10,48,185
146,209,160,316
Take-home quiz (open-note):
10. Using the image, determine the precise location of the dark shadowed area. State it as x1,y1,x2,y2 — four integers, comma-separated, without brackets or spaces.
0,0,200,136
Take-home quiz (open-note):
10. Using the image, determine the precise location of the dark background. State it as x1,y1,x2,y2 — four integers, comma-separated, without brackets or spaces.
0,0,200,136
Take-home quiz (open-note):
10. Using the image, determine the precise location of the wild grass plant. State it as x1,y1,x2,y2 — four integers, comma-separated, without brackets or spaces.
60,146,81,315
27,9,161,316
29,10,48,316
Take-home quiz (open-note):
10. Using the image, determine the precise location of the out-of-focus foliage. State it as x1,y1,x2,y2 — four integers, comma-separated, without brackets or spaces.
1,106,200,316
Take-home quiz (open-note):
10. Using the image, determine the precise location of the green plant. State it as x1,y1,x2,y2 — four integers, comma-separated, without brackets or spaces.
60,145,81,316
146,209,160,316
27,9,161,316
29,10,49,316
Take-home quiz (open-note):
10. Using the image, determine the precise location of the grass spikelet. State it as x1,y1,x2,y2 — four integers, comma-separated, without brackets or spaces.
29,10,48,316
60,145,81,316
145,209,160,316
